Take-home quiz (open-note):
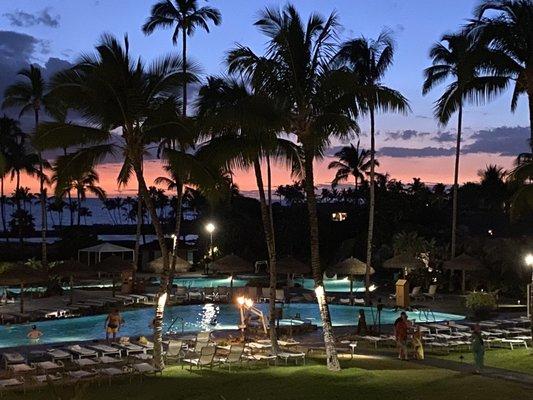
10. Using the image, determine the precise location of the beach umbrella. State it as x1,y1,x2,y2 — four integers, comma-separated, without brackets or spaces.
148,255,191,274
328,257,374,304
273,256,311,288
383,253,425,271
443,254,482,292
94,256,135,297
49,260,95,304
212,254,253,291
0,264,49,313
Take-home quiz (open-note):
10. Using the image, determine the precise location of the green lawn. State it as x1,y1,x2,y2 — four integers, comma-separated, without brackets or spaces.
4,356,532,400
438,348,533,375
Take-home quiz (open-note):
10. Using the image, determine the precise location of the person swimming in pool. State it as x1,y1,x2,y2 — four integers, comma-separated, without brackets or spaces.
105,309,124,341
27,325,43,342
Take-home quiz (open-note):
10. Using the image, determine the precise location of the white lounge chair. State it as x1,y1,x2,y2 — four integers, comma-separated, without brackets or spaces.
182,346,217,370
89,344,122,357
47,348,73,362
72,358,99,369
423,285,438,301
65,345,97,359
0,377,25,389
2,352,25,368
66,369,98,381
216,344,245,371
277,351,306,365
32,360,64,374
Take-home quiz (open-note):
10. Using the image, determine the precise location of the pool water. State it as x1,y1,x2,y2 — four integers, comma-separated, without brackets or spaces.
0,303,464,348
171,276,367,293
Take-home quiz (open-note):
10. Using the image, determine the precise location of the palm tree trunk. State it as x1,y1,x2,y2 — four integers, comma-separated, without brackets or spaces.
63,148,74,227
0,177,7,238
77,191,81,226
451,103,462,262
168,182,183,292
365,108,376,304
302,145,340,371
133,161,169,371
182,29,187,118
134,184,142,270
15,171,20,211
35,109,47,267
253,158,278,354
527,84,533,155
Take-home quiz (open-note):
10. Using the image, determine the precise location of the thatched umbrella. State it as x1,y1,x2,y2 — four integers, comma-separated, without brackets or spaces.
328,257,375,304
50,260,95,304
383,254,425,271
273,256,311,288
94,256,135,296
148,255,190,274
443,254,482,292
212,254,253,290
0,264,49,313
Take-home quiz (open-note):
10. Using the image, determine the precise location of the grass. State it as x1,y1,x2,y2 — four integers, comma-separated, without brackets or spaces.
4,356,532,400
437,348,533,375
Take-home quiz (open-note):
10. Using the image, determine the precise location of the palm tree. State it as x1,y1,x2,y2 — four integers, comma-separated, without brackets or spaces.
54,167,106,225
227,4,360,371
335,31,409,303
34,34,189,370
470,0,533,155
142,0,221,117
507,159,533,219
2,65,54,266
196,76,302,352
422,31,509,260
328,141,375,188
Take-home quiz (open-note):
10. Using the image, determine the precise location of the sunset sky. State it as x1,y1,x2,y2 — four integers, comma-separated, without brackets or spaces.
0,0,530,195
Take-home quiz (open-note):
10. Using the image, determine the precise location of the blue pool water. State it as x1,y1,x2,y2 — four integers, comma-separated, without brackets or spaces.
0,303,464,348
171,276,367,293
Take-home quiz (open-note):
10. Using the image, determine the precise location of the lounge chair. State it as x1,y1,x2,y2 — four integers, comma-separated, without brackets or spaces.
66,369,98,381
7,363,35,376
277,351,306,365
2,352,25,368
96,355,123,365
216,344,245,371
275,289,286,303
129,294,148,304
174,286,189,303
115,295,135,306
409,286,424,301
89,344,122,357
31,373,63,385
245,353,277,366
0,377,25,389
203,288,217,302
99,366,131,383
182,346,217,370
165,339,186,364
65,345,98,359
188,288,203,302
423,285,438,301
113,342,145,356
131,362,160,381
260,287,270,302
47,348,73,362
32,360,64,374
73,358,99,369
498,338,528,350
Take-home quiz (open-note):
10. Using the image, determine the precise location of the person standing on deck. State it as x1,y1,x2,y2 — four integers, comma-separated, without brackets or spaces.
471,324,484,373
105,309,124,342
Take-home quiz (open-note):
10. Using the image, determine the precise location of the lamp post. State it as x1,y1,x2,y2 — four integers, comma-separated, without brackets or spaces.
205,222,215,275
525,254,533,340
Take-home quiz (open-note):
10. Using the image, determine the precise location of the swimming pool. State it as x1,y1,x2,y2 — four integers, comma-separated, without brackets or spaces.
0,303,464,348
171,276,368,293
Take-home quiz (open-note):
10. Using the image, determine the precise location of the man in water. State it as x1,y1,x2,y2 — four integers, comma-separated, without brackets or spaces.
27,325,43,342
105,309,123,342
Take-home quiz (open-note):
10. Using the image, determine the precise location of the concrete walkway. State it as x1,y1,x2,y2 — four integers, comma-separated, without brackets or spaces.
421,356,533,387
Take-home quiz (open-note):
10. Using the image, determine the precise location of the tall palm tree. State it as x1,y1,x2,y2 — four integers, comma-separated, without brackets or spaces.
34,34,189,370
335,31,409,303
422,31,508,260
2,66,54,266
328,141,375,188
142,0,221,117
507,158,533,219
470,0,533,155
227,4,360,371
196,76,302,352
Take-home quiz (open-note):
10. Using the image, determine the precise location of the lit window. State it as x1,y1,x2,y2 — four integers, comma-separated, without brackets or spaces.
331,212,347,221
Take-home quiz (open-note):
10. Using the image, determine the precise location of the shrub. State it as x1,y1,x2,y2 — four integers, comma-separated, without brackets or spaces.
466,292,497,319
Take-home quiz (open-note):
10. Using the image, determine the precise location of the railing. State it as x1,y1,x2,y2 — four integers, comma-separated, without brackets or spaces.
166,316,185,334
418,308,436,323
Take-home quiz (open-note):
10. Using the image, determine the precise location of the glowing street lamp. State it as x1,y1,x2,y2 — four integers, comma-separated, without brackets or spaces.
205,222,216,274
